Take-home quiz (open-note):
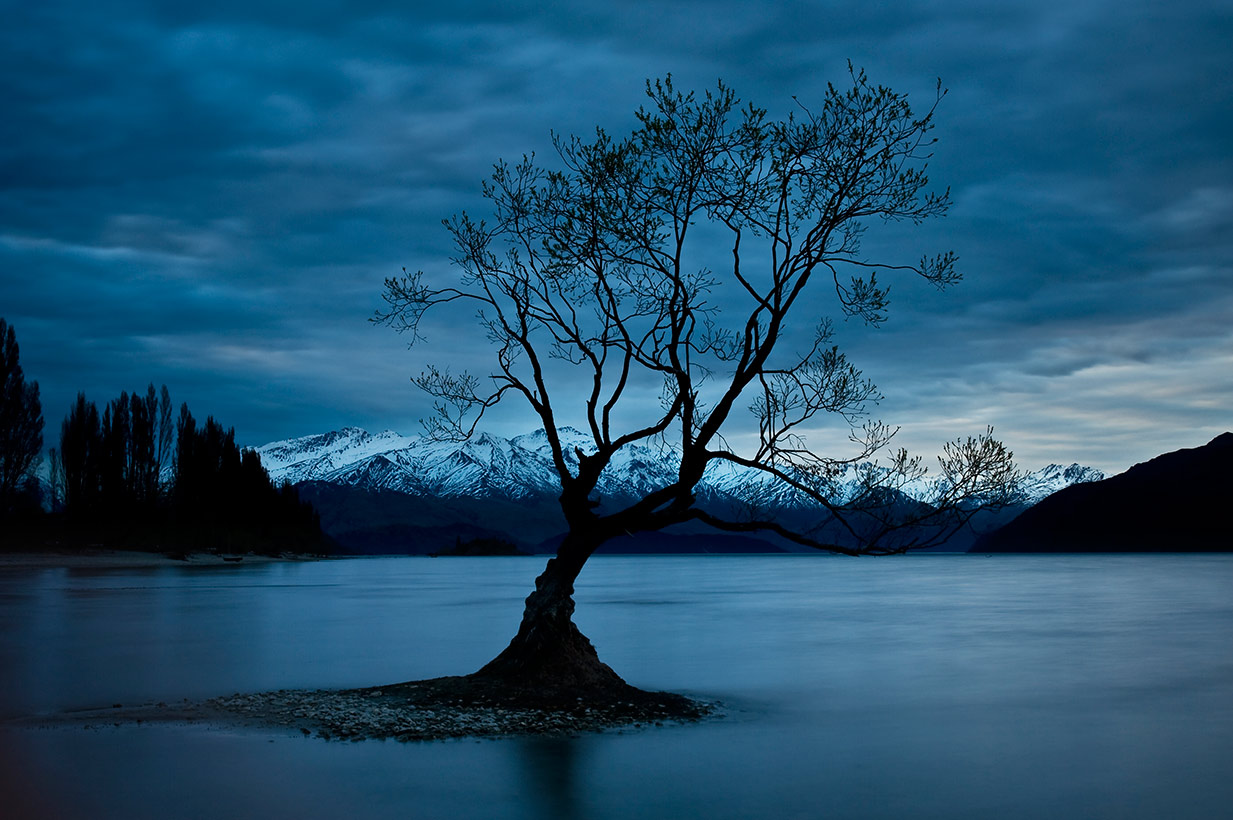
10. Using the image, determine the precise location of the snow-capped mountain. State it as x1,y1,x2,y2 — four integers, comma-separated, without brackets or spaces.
260,426,715,501
1018,463,1105,504
256,427,418,482
255,426,1100,507
253,426,1107,554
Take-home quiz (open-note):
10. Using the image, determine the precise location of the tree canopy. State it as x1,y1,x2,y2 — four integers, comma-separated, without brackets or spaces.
379,70,1019,559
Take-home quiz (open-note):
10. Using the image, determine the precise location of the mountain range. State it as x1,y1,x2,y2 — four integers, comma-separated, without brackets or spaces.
254,427,1105,554
974,432,1233,552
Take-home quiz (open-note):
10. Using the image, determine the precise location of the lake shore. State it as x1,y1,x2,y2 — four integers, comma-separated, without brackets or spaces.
0,549,320,570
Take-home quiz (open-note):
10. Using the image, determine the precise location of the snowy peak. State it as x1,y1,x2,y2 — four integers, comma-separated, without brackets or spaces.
255,427,418,485
254,426,1103,507
1020,463,1106,504
324,454,418,493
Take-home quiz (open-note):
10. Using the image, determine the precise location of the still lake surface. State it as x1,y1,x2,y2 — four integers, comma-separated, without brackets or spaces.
2,553,1231,819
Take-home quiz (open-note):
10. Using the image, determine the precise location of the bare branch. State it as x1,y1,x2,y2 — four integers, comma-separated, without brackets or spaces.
379,70,1019,558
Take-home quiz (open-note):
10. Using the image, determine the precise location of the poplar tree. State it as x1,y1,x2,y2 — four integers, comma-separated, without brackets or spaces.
0,318,43,514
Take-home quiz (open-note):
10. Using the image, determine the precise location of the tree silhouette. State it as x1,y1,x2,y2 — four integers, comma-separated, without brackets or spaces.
378,71,1020,692
0,318,43,515
172,405,321,553
59,392,101,516
57,385,171,522
46,389,321,554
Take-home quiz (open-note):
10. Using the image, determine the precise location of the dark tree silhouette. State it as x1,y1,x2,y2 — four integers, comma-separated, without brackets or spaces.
57,385,171,521
59,392,102,516
378,72,1020,693
129,386,158,505
0,318,43,515
156,384,174,479
46,389,321,554
100,392,131,511
173,405,321,553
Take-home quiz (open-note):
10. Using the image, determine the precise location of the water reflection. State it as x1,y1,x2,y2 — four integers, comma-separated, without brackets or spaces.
518,736,589,820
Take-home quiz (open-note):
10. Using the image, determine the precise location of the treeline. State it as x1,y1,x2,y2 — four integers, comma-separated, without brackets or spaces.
52,386,174,517
0,317,326,553
2,315,327,552
172,405,323,552
41,386,325,554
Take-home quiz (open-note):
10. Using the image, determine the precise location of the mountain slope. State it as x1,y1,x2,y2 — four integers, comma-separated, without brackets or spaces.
1018,463,1106,505
973,433,1233,552
257,427,1105,554
258,426,1098,507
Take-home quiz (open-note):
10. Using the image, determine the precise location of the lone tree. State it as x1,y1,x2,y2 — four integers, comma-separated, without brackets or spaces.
377,71,1019,695
0,318,44,515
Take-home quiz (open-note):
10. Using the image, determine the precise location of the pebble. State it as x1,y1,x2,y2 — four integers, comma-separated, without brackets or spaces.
202,687,715,743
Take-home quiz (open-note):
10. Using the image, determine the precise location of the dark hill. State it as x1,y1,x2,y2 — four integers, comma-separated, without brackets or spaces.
294,481,562,554
973,433,1233,552
562,530,786,554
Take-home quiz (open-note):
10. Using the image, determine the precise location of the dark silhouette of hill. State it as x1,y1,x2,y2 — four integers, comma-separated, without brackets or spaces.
296,481,888,554
298,481,789,554
973,433,1233,552
548,529,787,554
295,481,562,554
432,537,530,556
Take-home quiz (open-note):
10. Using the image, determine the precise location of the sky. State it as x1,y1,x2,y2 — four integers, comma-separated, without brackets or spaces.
2,0,1230,474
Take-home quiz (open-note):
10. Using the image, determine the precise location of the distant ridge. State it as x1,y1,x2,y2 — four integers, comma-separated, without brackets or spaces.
256,427,1105,554
256,426,1101,508
973,433,1233,552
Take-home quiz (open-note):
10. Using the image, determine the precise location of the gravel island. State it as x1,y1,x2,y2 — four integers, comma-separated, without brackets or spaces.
12,678,717,742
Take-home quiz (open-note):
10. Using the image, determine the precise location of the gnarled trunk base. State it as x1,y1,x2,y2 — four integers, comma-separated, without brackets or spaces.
300,546,714,737
473,555,627,693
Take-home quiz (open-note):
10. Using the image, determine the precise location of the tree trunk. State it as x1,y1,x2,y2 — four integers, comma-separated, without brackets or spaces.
474,533,625,692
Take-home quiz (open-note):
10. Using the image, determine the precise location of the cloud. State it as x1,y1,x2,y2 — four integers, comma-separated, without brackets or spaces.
2,0,1229,471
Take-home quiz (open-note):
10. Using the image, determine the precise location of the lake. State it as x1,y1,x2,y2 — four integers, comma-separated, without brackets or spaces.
2,554,1231,819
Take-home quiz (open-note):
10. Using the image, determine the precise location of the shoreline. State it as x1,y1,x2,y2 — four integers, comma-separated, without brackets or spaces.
0,549,321,570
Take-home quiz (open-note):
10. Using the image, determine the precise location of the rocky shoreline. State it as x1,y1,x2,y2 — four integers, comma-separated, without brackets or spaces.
11,678,718,742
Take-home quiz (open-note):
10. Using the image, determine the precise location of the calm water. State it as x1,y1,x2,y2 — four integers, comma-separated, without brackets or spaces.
2,554,1231,819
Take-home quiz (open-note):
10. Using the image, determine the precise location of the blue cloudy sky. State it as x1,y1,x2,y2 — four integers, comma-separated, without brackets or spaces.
2,0,1230,473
